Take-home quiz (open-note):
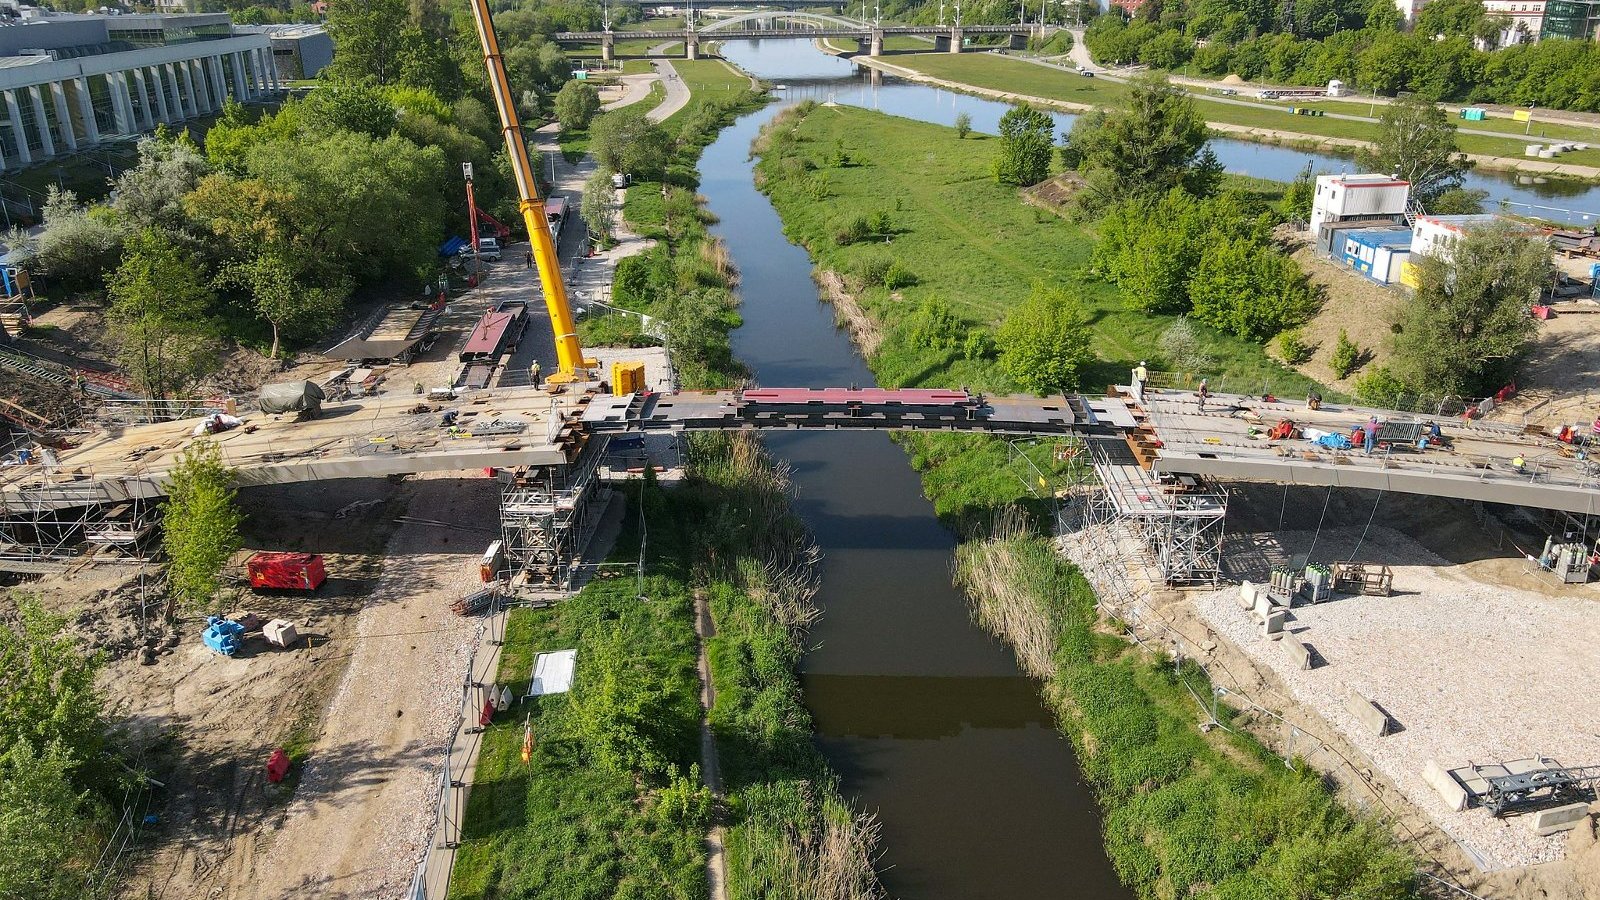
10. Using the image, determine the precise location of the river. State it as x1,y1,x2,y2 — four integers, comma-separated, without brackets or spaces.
697,40,1132,900
723,39,1600,226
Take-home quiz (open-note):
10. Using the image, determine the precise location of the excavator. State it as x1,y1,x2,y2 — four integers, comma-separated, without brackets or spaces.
467,0,597,383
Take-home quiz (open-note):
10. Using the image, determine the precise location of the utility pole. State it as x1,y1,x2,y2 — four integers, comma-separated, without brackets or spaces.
939,0,945,25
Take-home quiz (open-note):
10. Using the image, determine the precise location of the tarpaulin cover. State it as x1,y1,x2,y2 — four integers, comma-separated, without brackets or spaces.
247,552,327,591
259,380,326,415
439,235,469,257
203,616,245,656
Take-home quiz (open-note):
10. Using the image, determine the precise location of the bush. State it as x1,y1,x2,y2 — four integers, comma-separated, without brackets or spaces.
882,259,915,290
954,112,972,139
1353,365,1407,406
1276,328,1313,365
869,209,893,235
1330,329,1361,378
835,213,871,246
997,283,1094,393
1158,317,1216,374
906,297,965,352
162,440,242,612
853,252,892,288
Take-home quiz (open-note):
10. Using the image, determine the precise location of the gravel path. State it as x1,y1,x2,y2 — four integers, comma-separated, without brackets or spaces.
245,475,499,899
1192,524,1600,871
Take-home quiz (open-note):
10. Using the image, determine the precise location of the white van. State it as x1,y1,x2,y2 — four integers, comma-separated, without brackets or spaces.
476,237,502,262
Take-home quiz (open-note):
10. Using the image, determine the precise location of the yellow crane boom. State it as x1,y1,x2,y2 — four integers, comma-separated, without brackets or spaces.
467,0,595,382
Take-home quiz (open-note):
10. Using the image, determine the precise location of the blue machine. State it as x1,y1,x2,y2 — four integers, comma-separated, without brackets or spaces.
202,617,245,657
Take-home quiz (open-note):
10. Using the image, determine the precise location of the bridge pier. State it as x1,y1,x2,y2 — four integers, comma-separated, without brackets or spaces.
601,31,614,63
868,27,883,56
948,26,964,52
685,33,699,59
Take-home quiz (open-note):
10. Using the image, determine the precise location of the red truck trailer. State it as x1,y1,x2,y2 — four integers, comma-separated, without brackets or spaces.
247,552,327,591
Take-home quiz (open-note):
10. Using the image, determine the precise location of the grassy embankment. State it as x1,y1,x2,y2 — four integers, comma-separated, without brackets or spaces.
752,102,1321,522
754,104,1419,898
878,52,1600,169
451,68,884,900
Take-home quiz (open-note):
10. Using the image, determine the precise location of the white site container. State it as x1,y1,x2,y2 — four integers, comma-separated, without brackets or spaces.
1309,174,1411,234
1410,214,1501,263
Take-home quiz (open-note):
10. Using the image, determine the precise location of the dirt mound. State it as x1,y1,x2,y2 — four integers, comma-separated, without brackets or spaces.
1221,73,1246,85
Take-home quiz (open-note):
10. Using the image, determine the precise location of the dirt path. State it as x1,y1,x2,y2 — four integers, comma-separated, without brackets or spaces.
693,591,730,900
648,49,691,123
238,475,497,900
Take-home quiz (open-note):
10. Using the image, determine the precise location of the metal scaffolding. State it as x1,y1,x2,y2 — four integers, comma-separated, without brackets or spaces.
498,436,610,592
0,485,158,574
1084,438,1227,588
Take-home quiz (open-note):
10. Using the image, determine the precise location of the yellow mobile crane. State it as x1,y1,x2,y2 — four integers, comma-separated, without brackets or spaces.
468,0,596,382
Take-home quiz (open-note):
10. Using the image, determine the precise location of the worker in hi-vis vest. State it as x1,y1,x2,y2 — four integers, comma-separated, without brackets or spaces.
1132,361,1149,404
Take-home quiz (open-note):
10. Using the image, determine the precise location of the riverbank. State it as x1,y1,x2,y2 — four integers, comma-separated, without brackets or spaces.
448,59,886,900
752,100,1423,897
820,41,1600,183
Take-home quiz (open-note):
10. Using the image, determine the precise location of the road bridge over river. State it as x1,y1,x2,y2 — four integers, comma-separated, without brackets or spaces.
5,383,1597,579
558,15,1043,59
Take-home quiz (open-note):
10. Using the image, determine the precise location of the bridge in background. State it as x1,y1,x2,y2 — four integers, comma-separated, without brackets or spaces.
5,383,1598,585
558,16,1044,59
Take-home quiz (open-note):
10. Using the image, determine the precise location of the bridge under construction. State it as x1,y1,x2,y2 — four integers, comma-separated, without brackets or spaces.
4,382,1598,587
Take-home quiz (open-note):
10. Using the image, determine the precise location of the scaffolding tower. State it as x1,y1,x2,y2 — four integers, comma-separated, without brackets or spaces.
0,484,158,575
1084,438,1227,588
498,435,610,592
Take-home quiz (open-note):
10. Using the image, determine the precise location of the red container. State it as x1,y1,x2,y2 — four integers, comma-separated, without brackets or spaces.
247,552,327,591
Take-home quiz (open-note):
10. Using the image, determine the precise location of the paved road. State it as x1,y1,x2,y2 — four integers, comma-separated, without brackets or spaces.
602,72,661,111
648,45,691,122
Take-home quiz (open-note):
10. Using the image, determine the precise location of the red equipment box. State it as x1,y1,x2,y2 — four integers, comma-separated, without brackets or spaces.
247,552,327,591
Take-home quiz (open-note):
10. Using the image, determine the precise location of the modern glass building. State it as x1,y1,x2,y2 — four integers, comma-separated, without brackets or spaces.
0,10,278,169
1542,0,1600,39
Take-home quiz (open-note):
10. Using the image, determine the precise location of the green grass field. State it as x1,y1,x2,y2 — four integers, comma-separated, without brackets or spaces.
888,52,1600,169
754,104,1318,395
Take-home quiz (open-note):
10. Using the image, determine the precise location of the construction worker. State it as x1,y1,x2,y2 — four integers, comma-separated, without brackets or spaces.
1512,454,1527,474
1364,416,1379,454
1306,390,1322,411
1132,360,1148,404
1197,378,1210,411
529,359,541,386
525,250,534,269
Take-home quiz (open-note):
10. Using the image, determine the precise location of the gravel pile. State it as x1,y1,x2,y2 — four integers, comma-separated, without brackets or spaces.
1191,524,1600,870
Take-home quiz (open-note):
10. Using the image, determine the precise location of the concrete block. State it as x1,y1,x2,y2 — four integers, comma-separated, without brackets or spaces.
1531,803,1591,836
1345,692,1391,736
1423,760,1469,812
1253,593,1274,623
1238,580,1258,610
1283,634,1313,670
1263,609,1286,639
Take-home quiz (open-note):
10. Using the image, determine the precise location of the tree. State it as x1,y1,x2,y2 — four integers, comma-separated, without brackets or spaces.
107,228,218,400
992,103,1055,186
555,80,601,132
299,83,399,137
954,112,972,139
0,598,107,780
1066,73,1207,201
1189,236,1317,340
1183,146,1225,198
1282,163,1317,224
215,251,347,358
0,741,101,900
1390,221,1549,396
323,0,461,97
589,108,673,179
1158,317,1216,373
1356,94,1470,206
582,169,616,246
1330,329,1362,377
1415,0,1485,37
33,188,124,295
1430,187,1489,215
997,283,1094,393
162,441,243,612
111,133,210,235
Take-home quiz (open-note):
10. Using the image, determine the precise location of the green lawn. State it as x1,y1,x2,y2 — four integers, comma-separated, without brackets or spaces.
889,52,1600,169
754,104,1318,395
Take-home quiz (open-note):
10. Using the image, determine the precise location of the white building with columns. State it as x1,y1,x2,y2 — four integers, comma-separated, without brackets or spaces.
0,11,279,170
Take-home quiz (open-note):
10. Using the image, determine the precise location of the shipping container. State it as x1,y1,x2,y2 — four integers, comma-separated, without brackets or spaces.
1340,228,1413,284
1309,174,1411,235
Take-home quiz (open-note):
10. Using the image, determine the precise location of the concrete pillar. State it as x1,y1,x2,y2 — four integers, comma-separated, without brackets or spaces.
149,66,173,124
49,82,74,152
601,31,614,62
685,33,699,59
109,72,133,134
174,62,197,117
186,60,210,112
74,77,100,146
4,91,30,166
232,52,250,100
868,27,883,55
248,49,264,93
207,56,227,107
267,49,280,91
949,25,963,52
131,67,154,129
28,86,55,158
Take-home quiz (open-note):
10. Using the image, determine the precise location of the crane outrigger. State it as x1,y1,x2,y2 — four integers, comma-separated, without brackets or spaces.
467,0,596,383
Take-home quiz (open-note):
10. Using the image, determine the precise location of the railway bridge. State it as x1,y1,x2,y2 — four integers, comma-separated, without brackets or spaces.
5,384,1599,586
557,15,1045,59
